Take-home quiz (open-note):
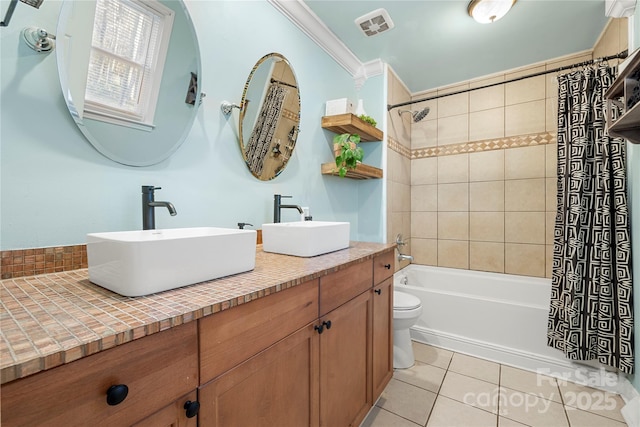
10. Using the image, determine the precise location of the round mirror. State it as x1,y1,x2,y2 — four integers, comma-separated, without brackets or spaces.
56,0,202,166
239,53,300,180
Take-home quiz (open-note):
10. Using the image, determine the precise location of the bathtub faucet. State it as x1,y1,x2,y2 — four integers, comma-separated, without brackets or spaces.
396,234,413,263
398,253,414,263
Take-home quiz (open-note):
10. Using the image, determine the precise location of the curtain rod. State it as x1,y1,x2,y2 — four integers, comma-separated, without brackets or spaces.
271,78,297,89
387,50,629,111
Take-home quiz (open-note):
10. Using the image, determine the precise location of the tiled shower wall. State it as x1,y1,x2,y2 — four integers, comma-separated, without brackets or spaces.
387,18,628,278
386,68,412,271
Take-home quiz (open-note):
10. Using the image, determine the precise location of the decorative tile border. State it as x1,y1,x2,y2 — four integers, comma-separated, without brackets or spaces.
1,246,88,280
281,108,299,122
387,135,412,158
388,131,557,159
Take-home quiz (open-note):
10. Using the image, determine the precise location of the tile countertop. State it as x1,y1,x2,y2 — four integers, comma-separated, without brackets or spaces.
0,241,395,385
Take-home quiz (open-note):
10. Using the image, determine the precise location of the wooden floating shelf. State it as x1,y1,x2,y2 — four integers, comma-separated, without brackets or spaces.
605,49,640,99
321,114,384,142
321,162,383,180
605,49,640,144
609,102,640,142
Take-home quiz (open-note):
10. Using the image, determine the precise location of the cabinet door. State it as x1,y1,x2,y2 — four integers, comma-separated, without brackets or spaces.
132,391,198,427
319,291,372,427
199,323,319,427
372,278,393,400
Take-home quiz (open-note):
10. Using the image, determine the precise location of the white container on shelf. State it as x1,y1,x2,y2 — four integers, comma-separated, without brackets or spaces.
325,98,353,116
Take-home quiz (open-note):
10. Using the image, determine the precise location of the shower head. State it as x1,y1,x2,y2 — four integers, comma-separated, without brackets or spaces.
398,107,430,123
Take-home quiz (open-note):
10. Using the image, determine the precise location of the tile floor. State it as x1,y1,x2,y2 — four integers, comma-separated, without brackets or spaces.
361,341,628,427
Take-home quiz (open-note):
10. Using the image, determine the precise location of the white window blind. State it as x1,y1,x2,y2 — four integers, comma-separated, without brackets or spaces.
84,0,174,129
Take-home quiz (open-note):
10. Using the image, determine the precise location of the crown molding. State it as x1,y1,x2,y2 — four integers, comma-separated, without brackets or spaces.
268,0,384,87
354,59,385,88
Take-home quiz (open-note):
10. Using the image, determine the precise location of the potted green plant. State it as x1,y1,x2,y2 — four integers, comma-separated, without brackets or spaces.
358,114,377,128
333,133,364,177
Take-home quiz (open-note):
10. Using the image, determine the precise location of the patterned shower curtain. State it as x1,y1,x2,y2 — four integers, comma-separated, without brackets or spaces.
547,64,634,374
245,83,288,176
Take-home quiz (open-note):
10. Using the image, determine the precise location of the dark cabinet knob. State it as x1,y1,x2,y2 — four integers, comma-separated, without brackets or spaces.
184,400,200,418
384,264,391,269
374,289,381,295
314,324,324,334
322,320,332,330
106,384,128,406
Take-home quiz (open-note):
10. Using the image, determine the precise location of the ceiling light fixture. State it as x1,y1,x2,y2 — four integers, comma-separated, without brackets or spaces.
468,0,517,24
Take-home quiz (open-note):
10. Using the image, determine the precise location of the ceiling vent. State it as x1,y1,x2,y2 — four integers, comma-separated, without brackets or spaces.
355,8,394,37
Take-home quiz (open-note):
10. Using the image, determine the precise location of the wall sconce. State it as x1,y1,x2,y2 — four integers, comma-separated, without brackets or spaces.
468,0,517,24
21,27,55,52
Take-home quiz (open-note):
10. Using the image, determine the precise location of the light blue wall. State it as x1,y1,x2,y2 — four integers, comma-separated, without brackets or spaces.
0,0,387,250
630,7,640,395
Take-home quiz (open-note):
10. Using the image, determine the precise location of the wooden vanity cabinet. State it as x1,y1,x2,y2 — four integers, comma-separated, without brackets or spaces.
198,257,385,427
1,322,198,427
1,249,394,427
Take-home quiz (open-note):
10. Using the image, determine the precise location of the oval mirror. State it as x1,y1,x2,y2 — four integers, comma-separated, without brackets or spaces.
239,53,300,180
56,0,202,166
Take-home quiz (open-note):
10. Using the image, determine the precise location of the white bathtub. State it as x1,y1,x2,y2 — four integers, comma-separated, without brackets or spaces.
394,265,610,377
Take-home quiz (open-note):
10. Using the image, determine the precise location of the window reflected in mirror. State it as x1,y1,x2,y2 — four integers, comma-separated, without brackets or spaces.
85,0,174,130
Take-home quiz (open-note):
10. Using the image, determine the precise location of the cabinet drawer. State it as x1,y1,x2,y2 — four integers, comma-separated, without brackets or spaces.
1,322,198,427
199,279,318,384
320,259,372,317
373,251,394,284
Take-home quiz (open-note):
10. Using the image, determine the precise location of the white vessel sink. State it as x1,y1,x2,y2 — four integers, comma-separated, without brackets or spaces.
261,221,350,257
87,227,257,296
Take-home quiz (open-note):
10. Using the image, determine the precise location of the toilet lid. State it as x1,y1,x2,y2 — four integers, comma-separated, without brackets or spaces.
394,291,421,310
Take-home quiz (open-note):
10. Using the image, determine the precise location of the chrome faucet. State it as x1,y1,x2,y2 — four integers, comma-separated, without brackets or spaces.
142,186,177,230
273,194,303,223
396,233,413,263
398,253,414,262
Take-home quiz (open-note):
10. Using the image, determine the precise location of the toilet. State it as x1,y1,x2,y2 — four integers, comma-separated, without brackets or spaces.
393,291,423,369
